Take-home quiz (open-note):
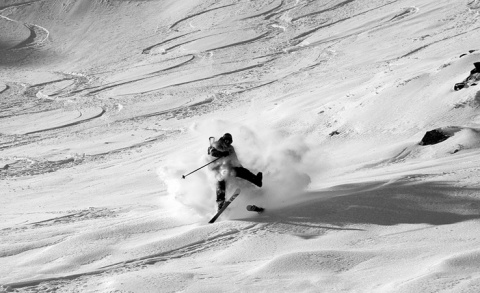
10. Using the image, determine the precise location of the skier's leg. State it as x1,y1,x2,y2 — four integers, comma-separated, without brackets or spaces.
216,180,226,210
234,167,262,187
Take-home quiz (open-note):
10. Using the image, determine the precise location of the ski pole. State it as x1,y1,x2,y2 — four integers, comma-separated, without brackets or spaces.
182,157,221,179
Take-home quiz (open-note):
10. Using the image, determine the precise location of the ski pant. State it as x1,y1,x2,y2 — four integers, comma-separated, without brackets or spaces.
216,167,258,202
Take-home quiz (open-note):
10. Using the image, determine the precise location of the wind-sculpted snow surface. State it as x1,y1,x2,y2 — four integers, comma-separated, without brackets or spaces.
3,0,480,292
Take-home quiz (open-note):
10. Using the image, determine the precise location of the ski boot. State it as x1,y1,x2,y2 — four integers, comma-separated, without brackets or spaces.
246,205,264,213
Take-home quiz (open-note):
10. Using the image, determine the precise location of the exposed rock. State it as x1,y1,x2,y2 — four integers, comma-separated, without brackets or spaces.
419,129,451,146
329,130,340,137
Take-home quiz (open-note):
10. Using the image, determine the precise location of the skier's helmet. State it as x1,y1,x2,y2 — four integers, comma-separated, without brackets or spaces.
223,133,233,144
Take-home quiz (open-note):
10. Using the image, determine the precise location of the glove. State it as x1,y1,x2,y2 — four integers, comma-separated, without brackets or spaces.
221,151,230,157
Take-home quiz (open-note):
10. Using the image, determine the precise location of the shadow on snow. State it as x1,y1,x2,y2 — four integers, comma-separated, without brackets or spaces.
250,180,480,228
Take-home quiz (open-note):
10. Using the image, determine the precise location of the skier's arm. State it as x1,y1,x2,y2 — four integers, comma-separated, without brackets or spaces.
208,146,229,158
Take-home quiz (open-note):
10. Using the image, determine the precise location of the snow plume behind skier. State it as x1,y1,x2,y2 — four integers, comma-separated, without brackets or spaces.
157,120,327,219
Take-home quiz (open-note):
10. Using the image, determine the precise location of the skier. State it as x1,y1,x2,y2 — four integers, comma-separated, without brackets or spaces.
208,133,263,211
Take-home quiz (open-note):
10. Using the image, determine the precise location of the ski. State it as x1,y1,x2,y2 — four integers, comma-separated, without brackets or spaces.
208,188,241,224
246,205,264,213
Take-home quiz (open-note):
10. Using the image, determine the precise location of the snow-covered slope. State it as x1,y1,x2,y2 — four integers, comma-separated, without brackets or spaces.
2,0,480,292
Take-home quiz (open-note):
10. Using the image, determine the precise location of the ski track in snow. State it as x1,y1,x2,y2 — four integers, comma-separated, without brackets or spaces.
239,0,285,21
10,23,50,50
469,0,480,11
291,0,357,22
23,108,106,135
168,3,237,30
54,0,426,101
0,3,50,50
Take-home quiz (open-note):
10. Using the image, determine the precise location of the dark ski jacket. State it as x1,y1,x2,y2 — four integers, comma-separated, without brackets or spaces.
207,138,241,170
